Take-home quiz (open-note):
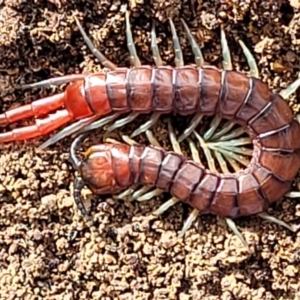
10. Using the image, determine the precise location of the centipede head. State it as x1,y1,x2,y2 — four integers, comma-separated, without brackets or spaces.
78,144,127,195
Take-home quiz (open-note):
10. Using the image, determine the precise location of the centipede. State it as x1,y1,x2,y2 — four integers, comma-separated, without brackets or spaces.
1,10,300,248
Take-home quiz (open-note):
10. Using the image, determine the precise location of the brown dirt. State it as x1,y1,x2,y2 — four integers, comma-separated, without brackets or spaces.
1,0,300,299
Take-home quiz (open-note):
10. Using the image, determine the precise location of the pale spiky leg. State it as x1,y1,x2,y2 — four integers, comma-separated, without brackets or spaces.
74,16,117,70
125,11,141,67
280,77,300,99
203,115,222,140
180,19,205,67
225,218,250,251
178,209,200,239
285,191,300,199
178,113,204,142
151,20,163,67
105,112,140,132
130,112,161,138
152,197,181,215
145,130,162,148
258,212,294,232
220,28,233,71
168,118,183,154
40,112,122,149
169,18,184,67
238,39,259,78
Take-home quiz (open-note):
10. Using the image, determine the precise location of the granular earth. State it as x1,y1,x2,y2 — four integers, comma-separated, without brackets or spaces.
1,0,300,299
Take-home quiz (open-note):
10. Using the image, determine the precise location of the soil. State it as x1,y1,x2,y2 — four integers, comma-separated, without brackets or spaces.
0,0,300,299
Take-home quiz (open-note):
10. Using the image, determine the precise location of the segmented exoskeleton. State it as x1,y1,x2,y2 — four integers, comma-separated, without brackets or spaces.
1,9,300,249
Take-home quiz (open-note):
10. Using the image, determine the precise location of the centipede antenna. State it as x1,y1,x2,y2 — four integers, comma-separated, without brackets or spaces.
169,18,184,67
225,218,250,251
125,10,141,67
130,112,162,138
73,16,117,70
279,77,300,99
180,18,205,67
258,212,294,232
220,28,233,71
39,115,100,150
106,112,140,132
70,133,88,169
18,74,87,90
238,39,259,78
74,175,89,216
151,20,163,67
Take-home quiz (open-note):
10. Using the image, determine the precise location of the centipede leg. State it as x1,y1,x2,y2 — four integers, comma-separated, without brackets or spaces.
39,114,101,150
168,118,183,154
181,19,205,67
178,113,204,142
105,112,140,132
220,28,233,71
169,18,184,67
151,20,163,67
178,209,200,239
186,137,202,166
145,130,162,148
203,115,222,140
152,197,181,215
258,212,294,232
130,112,162,138
225,218,250,251
279,77,300,99
238,39,259,78
73,16,117,70
125,11,141,67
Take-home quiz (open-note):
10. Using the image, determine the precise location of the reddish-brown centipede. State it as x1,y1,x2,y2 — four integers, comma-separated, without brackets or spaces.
1,10,300,247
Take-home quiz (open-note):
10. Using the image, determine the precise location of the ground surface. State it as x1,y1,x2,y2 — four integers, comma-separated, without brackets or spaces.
1,0,300,299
